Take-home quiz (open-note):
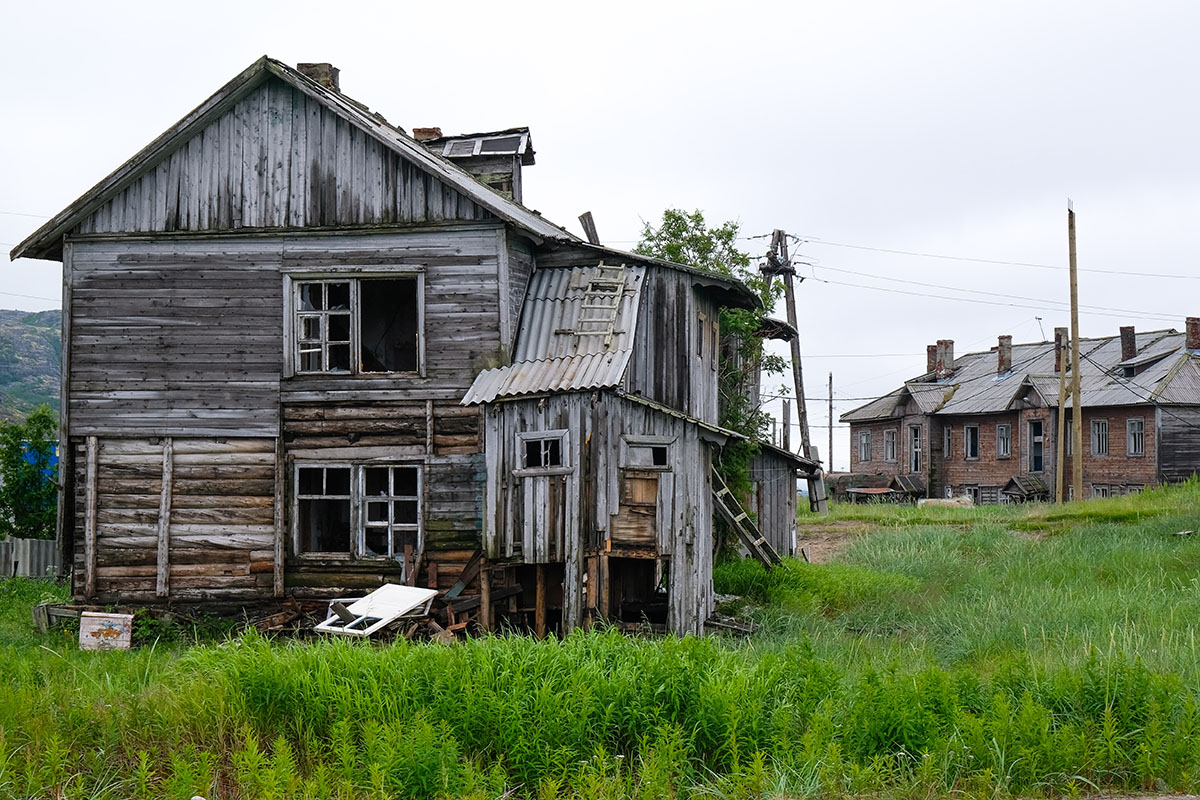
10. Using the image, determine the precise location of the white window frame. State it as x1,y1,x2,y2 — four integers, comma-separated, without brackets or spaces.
996,424,1011,459
515,429,571,476
964,485,981,503
1091,419,1109,457
1028,420,1044,473
293,462,424,574
884,429,898,463
964,425,980,460
1091,484,1111,499
360,465,423,563
858,431,872,463
909,425,922,473
283,269,426,378
943,425,952,458
1126,417,1145,457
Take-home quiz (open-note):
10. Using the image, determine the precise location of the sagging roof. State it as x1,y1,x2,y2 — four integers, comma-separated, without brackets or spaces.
12,57,574,262
891,474,926,494
842,328,1198,423
1002,474,1049,498
462,263,645,404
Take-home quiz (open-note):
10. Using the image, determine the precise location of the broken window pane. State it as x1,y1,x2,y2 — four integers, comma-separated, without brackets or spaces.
363,527,388,557
298,498,351,553
365,468,389,496
652,446,668,467
298,468,324,495
360,279,419,372
301,316,321,340
325,468,351,495
328,345,351,371
328,314,350,342
366,501,389,523
300,284,322,311
394,466,418,496
327,282,350,310
394,500,419,525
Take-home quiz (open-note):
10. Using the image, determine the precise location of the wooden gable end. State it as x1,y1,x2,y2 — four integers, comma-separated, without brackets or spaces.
73,77,494,237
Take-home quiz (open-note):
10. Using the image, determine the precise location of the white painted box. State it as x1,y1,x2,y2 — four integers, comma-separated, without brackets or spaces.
79,612,133,651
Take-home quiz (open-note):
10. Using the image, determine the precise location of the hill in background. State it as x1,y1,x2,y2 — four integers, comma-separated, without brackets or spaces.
0,309,60,421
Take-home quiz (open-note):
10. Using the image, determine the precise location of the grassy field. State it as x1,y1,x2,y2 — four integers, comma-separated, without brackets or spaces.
2,480,1199,799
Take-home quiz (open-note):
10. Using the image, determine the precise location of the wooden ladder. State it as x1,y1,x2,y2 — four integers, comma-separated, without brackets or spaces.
574,262,627,349
711,468,781,568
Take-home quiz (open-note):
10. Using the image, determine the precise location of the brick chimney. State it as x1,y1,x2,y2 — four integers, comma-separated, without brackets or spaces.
1054,327,1068,372
997,335,1012,374
412,127,443,142
297,63,340,91
1187,317,1200,350
935,339,955,378
926,344,938,374
1119,326,1137,361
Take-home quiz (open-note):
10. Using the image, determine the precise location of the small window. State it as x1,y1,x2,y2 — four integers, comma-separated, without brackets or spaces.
1091,419,1109,456
518,430,569,473
943,425,952,458
964,425,979,460
909,425,922,473
996,424,1011,459
965,485,981,503
884,429,897,462
1065,419,1073,456
627,444,670,469
1092,484,1111,499
1127,418,1145,456
858,431,872,463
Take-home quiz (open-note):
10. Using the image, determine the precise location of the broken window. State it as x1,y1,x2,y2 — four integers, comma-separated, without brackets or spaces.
997,424,1011,459
909,425,922,473
624,438,673,470
964,425,980,460
293,276,421,375
1028,420,1043,472
943,425,952,458
518,430,569,473
295,463,423,572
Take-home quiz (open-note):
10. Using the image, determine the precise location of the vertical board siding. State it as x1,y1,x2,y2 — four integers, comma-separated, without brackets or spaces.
1158,405,1200,483
749,451,797,557
0,538,61,579
71,437,277,603
74,77,491,236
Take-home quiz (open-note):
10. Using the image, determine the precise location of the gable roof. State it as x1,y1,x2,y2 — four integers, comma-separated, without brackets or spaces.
841,328,1197,423
12,56,575,262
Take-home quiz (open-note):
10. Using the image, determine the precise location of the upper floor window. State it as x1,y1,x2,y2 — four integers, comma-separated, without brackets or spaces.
964,425,980,460
292,276,422,375
996,424,1011,459
909,425,922,473
857,431,872,463
1127,418,1145,456
1091,419,1109,456
884,429,898,462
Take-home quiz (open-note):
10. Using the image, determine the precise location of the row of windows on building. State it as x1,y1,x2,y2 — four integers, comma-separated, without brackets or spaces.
948,483,1144,504
857,418,1146,471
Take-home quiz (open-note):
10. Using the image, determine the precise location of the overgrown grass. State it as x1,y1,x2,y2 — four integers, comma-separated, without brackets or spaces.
1,480,1198,798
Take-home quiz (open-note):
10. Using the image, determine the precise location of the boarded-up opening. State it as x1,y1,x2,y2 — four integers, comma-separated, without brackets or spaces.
609,557,667,624
612,470,658,546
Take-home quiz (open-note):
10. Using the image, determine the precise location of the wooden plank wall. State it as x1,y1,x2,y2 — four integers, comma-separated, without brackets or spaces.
71,437,276,603
749,450,796,557
69,240,282,437
74,77,491,236
1158,405,1200,483
505,236,535,352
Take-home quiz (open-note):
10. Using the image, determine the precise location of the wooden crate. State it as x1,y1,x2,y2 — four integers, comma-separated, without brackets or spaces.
79,611,133,651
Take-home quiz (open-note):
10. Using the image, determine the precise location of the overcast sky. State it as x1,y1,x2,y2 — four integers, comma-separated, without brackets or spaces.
3,1,1198,469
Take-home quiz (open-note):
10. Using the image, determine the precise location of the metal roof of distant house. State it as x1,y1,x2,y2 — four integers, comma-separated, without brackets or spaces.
841,328,1197,423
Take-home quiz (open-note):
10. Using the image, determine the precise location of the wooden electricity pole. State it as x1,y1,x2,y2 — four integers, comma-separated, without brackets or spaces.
828,373,834,473
782,398,791,452
763,230,812,459
1054,327,1068,503
1068,203,1083,501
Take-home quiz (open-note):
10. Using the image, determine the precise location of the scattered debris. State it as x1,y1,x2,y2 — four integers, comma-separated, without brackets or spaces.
1173,530,1194,537
314,584,438,637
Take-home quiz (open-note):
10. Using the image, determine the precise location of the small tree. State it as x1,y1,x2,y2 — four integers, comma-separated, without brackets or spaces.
0,405,58,540
635,210,786,514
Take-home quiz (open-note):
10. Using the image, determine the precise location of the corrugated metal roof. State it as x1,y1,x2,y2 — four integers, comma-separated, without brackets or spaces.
462,264,645,404
847,328,1194,422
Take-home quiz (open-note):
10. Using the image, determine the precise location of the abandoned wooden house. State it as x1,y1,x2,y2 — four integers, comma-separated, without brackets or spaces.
11,56,810,635
841,323,1200,503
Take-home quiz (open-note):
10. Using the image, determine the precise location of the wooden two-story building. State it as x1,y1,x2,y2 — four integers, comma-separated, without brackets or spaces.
842,323,1200,503
11,57,780,635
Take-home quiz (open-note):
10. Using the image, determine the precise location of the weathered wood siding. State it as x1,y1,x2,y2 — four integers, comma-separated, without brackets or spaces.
71,437,277,603
505,235,535,352
482,391,715,635
68,239,282,437
749,451,797,557
1158,406,1200,483
73,77,492,236
624,267,720,426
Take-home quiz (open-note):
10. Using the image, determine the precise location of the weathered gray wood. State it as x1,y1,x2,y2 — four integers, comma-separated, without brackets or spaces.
155,437,173,597
84,435,98,598
273,436,284,597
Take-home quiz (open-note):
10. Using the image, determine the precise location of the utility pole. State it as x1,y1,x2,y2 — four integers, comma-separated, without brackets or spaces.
782,398,791,452
1054,327,1068,503
828,373,834,473
762,230,812,459
1068,202,1083,501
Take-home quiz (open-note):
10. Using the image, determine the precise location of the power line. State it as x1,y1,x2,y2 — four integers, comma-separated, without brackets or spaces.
0,290,58,302
1078,350,1200,432
796,236,1200,281
0,210,50,219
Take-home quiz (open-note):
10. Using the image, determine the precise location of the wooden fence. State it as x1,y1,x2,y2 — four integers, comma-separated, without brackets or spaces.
0,537,61,578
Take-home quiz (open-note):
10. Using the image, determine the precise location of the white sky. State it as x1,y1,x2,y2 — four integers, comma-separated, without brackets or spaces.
3,1,1198,469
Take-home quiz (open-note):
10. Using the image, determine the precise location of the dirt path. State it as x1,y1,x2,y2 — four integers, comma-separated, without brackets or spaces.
795,520,877,563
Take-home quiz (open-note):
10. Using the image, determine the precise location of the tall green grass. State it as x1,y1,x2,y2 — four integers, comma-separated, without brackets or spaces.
0,479,1197,798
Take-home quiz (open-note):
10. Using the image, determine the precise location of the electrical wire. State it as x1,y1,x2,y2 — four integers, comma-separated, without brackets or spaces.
1078,350,1200,432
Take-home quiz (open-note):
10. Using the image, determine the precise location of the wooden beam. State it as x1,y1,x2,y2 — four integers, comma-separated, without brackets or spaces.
84,436,98,598
578,211,600,245
535,563,547,639
155,437,174,597
479,560,492,632
273,436,285,597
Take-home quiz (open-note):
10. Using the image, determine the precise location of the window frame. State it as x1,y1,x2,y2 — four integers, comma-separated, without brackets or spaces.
515,429,572,476
908,425,922,473
857,430,872,463
621,435,675,472
996,424,1011,460
1126,417,1145,457
883,429,898,463
293,461,424,573
1091,418,1109,457
1028,419,1044,473
964,425,980,460
1065,419,1073,456
943,425,952,458
283,269,426,379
